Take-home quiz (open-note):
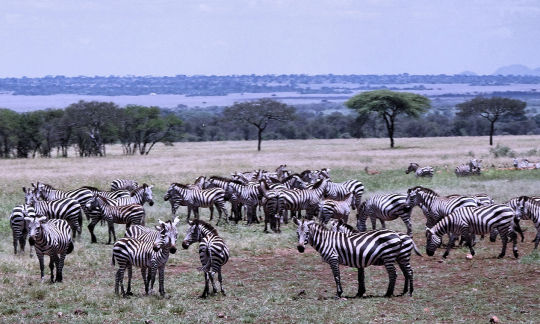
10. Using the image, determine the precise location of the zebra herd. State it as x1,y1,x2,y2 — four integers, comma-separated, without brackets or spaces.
6,164,540,299
406,159,483,177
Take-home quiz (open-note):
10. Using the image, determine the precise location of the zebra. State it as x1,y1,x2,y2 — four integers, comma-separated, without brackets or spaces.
278,179,328,220
318,193,354,224
259,180,282,232
426,204,519,259
182,219,230,298
33,182,92,225
24,216,74,283
226,180,262,224
324,179,364,210
82,186,131,225
114,183,154,206
405,163,434,177
111,179,139,192
300,168,330,184
514,196,540,249
86,194,146,244
166,183,228,225
163,182,215,221
275,164,290,182
9,204,36,255
23,187,83,238
112,218,178,297
357,194,413,236
405,186,478,228
446,193,494,206
455,159,482,176
204,176,243,222
294,218,419,298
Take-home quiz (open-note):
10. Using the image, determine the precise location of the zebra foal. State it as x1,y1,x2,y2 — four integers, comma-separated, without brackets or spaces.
24,216,74,283
294,218,418,298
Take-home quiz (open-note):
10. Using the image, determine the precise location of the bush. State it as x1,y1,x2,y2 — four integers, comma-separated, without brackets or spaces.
490,144,515,158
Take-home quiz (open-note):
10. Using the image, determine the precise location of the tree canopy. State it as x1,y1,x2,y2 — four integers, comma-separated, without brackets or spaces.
456,96,527,145
346,90,431,148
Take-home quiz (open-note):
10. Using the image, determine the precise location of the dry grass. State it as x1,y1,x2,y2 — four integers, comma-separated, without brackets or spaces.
0,136,539,323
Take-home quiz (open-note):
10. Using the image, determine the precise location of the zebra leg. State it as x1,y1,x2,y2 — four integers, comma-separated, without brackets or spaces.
329,261,343,298
187,206,191,221
107,222,115,245
398,262,414,296
201,272,210,298
355,267,366,298
56,253,66,283
404,220,412,237
12,231,18,255
88,218,99,243
141,267,150,295
443,234,457,258
159,266,165,297
209,205,214,221
37,253,45,282
116,267,126,297
383,261,397,297
498,228,508,259
218,269,226,295
510,230,519,258
534,225,540,249
209,272,218,295
49,255,56,283
380,219,386,229
370,216,377,230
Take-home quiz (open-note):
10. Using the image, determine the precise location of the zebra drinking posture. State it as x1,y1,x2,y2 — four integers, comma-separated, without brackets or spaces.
318,193,354,224
405,163,434,177
426,204,519,259
24,187,83,238
112,219,179,297
182,219,230,298
165,183,228,225
294,218,418,298
110,179,139,192
357,194,413,236
10,204,36,255
86,194,146,244
24,216,74,283
514,196,540,249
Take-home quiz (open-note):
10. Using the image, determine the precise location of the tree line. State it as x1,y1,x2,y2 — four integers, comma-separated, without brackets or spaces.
0,92,537,158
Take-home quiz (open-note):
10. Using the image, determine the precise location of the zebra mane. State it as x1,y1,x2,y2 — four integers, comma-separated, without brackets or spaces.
172,183,189,189
39,183,56,189
311,179,325,189
229,179,246,185
209,175,232,182
339,222,359,234
410,186,439,196
191,219,219,236
300,170,312,177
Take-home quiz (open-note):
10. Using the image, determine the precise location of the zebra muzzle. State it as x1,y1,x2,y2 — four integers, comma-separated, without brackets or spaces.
29,237,35,246
149,200,154,206
170,246,177,254
297,244,305,253
181,241,190,249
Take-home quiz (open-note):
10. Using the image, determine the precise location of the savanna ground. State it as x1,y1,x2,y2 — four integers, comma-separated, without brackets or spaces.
0,135,539,323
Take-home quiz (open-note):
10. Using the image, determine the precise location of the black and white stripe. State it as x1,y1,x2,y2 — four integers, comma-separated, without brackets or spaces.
514,196,540,249
112,219,178,297
9,204,36,255
226,180,261,224
182,219,230,298
294,218,417,298
278,179,328,220
25,216,74,283
110,179,139,192
324,179,364,210
114,184,154,206
405,163,434,177
165,183,228,225
426,204,518,259
318,193,354,224
357,194,413,236
455,159,482,176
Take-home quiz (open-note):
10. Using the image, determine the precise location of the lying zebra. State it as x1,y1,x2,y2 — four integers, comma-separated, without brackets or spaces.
294,218,419,298
405,163,434,177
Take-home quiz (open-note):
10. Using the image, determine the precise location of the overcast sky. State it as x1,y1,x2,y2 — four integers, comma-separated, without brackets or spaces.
1,0,539,77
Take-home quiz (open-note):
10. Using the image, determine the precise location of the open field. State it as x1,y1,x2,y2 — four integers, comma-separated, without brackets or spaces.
0,136,539,323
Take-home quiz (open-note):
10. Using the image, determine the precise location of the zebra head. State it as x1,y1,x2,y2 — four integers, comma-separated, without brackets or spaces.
406,163,419,174
25,216,47,246
182,220,202,249
405,187,423,208
356,201,368,232
22,187,39,206
514,196,530,220
139,184,154,206
154,218,179,254
425,227,441,257
293,217,314,253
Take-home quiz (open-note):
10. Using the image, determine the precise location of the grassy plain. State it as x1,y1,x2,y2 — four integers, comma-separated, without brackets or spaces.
0,135,539,323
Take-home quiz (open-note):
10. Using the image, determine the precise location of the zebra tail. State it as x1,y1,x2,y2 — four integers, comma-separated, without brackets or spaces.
411,240,422,257
78,209,84,228
67,241,74,255
111,253,115,266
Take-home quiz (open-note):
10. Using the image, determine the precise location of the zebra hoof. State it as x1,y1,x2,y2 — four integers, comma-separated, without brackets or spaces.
513,250,519,258
126,291,134,296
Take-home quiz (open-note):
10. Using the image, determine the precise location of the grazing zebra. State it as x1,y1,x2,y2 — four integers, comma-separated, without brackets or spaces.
455,159,482,176
405,163,434,177
24,216,74,283
357,194,413,236
294,218,418,298
112,219,178,297
318,193,354,224
110,179,139,192
24,187,83,238
165,183,228,225
324,179,364,210
405,186,478,228
426,204,519,259
226,180,262,224
182,219,230,298
514,196,540,249
86,194,146,244
278,179,328,220
9,204,36,255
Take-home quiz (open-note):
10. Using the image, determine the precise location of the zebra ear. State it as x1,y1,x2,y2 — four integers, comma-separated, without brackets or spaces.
292,217,299,226
31,183,36,188
24,217,34,222
38,216,47,223
158,219,165,225
22,187,26,193
188,220,194,226
155,225,161,230
172,216,180,226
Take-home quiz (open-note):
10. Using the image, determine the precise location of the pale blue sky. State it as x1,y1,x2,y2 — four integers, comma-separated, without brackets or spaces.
1,0,539,77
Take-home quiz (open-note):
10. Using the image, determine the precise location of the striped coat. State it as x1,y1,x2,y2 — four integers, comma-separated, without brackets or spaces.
514,196,540,249
357,194,413,236
426,204,518,259
25,217,74,283
405,163,434,177
9,204,36,255
34,182,93,217
110,179,139,192
182,220,230,298
294,218,417,298
318,193,354,224
324,180,364,210
165,183,228,225
278,179,328,219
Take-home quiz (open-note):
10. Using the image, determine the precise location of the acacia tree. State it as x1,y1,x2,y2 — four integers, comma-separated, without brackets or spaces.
346,90,430,148
223,99,296,151
456,96,526,145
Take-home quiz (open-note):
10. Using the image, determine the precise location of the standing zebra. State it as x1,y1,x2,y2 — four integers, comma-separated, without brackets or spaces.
182,219,230,298
9,204,36,255
112,219,178,297
294,218,418,298
86,194,146,244
324,179,364,210
405,163,434,177
24,216,74,283
163,183,215,220
114,184,154,206
259,180,282,233
405,186,478,228
110,179,139,192
425,204,519,259
318,193,354,224
514,196,540,249
357,194,413,236
34,182,93,213
278,179,328,220
165,183,228,225
446,193,494,206
24,187,83,238
204,176,243,221
225,180,261,224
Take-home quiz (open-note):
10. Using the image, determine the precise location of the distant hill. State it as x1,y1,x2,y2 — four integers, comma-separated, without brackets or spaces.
458,71,477,76
494,64,540,76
